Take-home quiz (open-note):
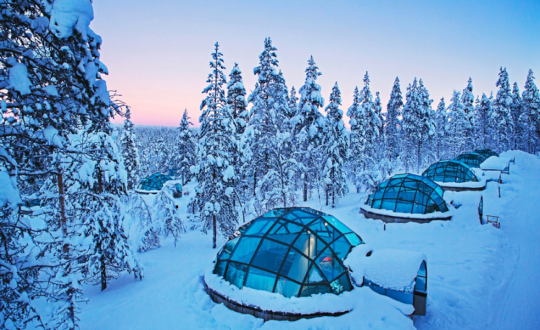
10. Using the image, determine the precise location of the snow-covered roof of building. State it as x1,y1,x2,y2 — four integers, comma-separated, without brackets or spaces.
481,156,511,171
346,248,426,293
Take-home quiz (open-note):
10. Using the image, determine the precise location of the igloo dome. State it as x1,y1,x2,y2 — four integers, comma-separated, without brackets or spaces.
212,207,363,298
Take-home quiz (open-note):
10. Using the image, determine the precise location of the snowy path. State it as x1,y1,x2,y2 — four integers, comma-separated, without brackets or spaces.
490,152,540,329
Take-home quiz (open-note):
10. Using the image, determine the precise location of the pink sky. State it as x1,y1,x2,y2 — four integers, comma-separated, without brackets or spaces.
91,0,540,128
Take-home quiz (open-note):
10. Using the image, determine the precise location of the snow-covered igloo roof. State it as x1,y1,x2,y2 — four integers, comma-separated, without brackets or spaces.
212,207,363,298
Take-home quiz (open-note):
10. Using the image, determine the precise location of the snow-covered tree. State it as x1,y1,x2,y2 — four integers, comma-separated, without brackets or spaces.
174,109,197,184
293,56,325,201
522,69,540,153
401,78,434,172
492,67,514,152
447,90,468,157
121,107,140,190
287,86,299,120
1,1,143,327
433,98,447,160
191,42,238,248
510,82,524,150
461,77,475,150
227,63,249,135
322,83,349,207
243,38,296,213
384,77,403,172
474,93,493,150
153,182,185,247
347,87,363,192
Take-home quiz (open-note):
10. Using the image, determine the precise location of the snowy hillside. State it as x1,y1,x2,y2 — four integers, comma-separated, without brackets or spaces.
78,151,540,329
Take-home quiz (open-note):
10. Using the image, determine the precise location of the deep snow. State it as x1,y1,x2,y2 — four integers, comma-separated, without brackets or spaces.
79,151,540,329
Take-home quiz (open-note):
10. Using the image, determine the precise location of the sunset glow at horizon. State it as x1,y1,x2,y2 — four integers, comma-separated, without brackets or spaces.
91,0,540,128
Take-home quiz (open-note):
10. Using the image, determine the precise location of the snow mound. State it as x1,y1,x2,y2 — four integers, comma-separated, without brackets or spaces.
8,60,32,95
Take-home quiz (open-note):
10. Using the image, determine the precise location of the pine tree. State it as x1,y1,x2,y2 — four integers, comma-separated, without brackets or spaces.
1,1,141,327
153,183,185,247
384,77,403,173
510,82,524,150
461,77,475,150
447,90,468,157
347,87,364,192
434,98,447,160
293,56,325,201
401,78,434,172
287,86,299,120
121,107,140,190
243,38,296,213
175,109,197,184
492,67,514,152
475,94,492,149
522,69,540,153
322,83,349,207
192,42,238,248
227,63,249,135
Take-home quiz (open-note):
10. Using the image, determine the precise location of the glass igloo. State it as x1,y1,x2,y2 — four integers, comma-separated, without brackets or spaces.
213,207,363,298
422,160,478,183
474,148,499,159
136,173,172,193
454,152,488,168
364,174,449,215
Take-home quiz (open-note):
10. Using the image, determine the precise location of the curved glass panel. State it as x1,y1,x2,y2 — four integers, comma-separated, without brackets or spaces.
213,207,361,298
474,148,499,158
454,152,489,168
422,160,479,183
366,174,449,215
137,173,172,191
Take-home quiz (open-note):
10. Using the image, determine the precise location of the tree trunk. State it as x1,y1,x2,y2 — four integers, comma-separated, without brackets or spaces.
325,187,329,206
253,174,257,197
100,254,107,291
212,214,217,249
57,171,69,253
303,176,308,202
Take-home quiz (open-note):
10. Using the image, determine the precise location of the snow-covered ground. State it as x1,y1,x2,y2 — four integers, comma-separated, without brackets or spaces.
79,151,540,329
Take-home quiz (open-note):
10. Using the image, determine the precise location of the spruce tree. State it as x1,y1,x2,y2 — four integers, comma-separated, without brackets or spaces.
474,94,492,149
401,78,434,172
288,86,299,120
192,42,238,248
227,63,249,135
510,82,524,150
347,87,364,192
322,83,349,207
294,56,325,201
175,109,197,184
493,67,514,152
243,38,296,213
153,183,185,247
121,107,140,190
434,98,447,160
522,69,540,153
447,90,468,157
384,77,403,173
461,77,475,150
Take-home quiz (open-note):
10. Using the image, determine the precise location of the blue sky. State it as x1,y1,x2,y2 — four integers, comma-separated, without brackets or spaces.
91,0,540,126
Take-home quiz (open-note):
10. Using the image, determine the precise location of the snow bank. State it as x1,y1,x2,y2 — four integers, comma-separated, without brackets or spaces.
361,204,454,220
50,0,94,39
435,177,487,189
204,263,354,315
346,248,426,293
